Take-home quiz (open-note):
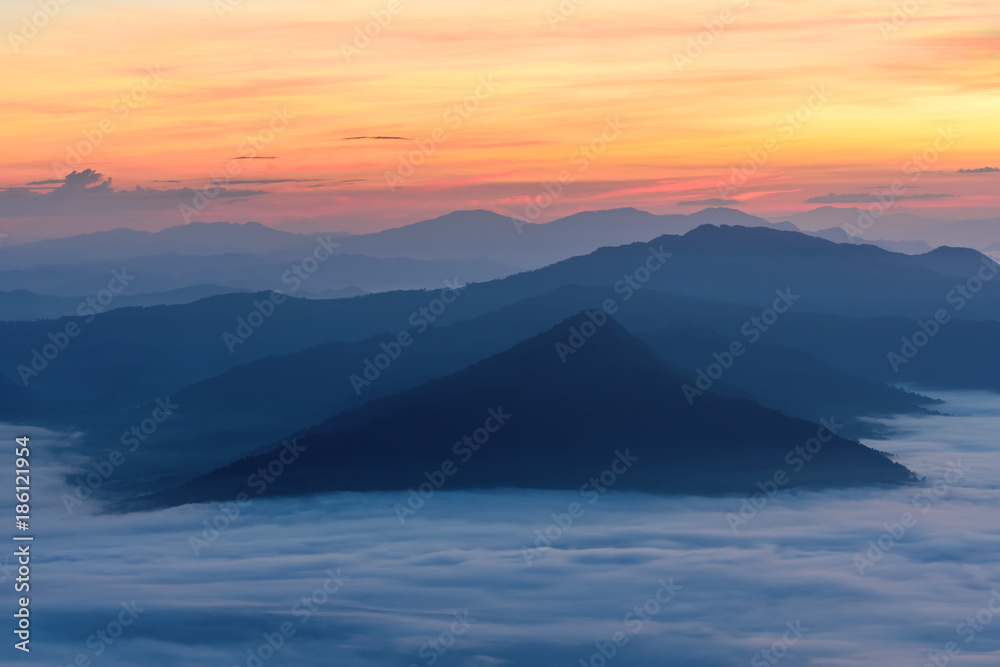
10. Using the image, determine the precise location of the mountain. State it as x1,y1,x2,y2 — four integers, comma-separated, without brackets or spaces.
6,224,1000,433
137,313,914,508
332,207,791,269
0,221,318,270
806,227,932,254
775,207,1000,249
79,285,940,492
638,326,937,434
0,285,244,321
0,251,511,297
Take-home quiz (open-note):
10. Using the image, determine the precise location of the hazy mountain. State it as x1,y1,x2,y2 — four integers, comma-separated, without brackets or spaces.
0,221,318,270
0,285,244,321
332,207,792,269
806,227,932,254
0,252,511,297
137,314,914,508
775,207,1000,249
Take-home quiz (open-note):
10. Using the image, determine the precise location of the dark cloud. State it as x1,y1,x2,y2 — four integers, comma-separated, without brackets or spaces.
307,179,367,188
233,156,277,160
806,193,954,204
958,167,1000,174
225,179,324,185
26,178,64,185
341,136,412,141
676,198,741,206
0,169,265,218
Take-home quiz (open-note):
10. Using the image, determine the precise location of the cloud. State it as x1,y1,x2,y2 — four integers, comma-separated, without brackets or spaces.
3,391,999,666
806,193,955,204
341,136,412,141
26,178,65,185
224,179,324,185
233,156,277,160
957,167,1000,174
676,198,741,206
306,179,367,188
0,170,265,218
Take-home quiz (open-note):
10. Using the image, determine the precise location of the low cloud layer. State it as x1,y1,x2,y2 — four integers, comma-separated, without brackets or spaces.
2,391,999,666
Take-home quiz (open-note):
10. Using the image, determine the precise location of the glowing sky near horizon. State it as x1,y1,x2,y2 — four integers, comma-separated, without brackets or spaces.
0,0,998,235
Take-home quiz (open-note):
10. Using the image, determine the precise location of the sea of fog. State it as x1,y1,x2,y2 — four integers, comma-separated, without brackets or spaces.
1,390,999,666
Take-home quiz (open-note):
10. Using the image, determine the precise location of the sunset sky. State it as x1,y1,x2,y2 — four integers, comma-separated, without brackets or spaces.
1,0,998,239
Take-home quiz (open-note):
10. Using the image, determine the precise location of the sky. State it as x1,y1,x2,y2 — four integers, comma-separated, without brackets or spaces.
3,391,1000,665
1,0,999,238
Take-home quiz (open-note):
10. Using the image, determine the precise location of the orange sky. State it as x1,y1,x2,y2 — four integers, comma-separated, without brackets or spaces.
1,0,999,238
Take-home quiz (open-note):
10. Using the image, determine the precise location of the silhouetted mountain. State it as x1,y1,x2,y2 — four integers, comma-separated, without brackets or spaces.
5,224,1000,436
638,326,937,435
82,286,941,492
138,314,914,508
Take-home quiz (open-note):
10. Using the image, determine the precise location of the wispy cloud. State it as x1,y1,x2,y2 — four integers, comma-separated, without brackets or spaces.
806,193,954,204
958,167,1000,174
341,136,411,141
676,198,741,206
